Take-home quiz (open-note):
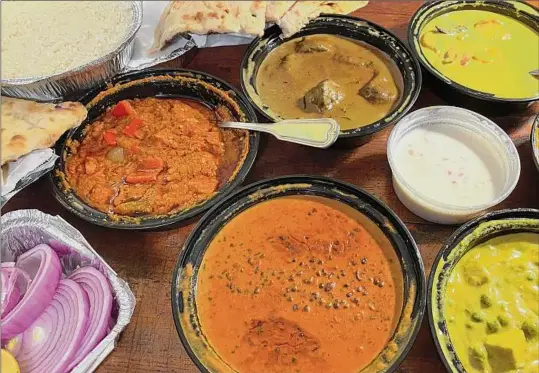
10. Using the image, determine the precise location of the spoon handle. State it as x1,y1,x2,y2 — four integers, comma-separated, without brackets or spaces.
219,122,276,134
220,119,340,149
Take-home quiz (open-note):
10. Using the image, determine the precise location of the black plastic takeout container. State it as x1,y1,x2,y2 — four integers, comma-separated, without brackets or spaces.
532,113,539,172
171,175,427,373
49,69,260,230
428,208,539,373
408,0,539,111
240,15,422,147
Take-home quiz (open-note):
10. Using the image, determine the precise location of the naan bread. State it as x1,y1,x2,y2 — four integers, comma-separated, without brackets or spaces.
151,1,238,51
278,1,369,37
1,97,87,165
151,1,267,51
151,0,369,51
232,1,267,36
265,1,296,22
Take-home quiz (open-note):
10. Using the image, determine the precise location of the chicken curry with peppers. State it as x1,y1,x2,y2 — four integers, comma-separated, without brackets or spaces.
196,196,404,373
64,98,248,216
255,34,402,131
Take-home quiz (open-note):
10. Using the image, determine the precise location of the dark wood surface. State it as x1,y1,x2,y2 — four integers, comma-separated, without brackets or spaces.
4,2,539,372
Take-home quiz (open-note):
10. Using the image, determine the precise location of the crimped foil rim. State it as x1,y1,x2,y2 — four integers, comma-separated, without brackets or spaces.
1,209,136,373
1,1,142,86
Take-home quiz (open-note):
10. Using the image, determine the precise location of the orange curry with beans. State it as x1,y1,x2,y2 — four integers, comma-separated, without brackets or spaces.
65,98,248,216
196,196,404,373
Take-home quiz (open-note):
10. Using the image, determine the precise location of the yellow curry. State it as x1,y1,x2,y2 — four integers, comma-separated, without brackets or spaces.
256,34,401,131
444,233,539,373
420,10,539,98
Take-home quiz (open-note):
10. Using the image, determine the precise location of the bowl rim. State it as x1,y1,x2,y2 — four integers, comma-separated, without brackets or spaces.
427,208,539,373
532,113,539,171
171,174,427,373
387,105,522,212
239,14,423,140
1,1,143,85
49,68,260,230
407,0,539,104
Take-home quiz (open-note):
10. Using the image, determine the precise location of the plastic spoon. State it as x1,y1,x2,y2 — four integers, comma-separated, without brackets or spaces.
219,118,340,148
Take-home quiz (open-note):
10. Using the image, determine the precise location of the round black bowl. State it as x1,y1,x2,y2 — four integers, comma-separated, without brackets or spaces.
408,0,539,109
171,175,426,373
50,69,260,230
240,15,422,147
428,208,539,373
532,114,539,172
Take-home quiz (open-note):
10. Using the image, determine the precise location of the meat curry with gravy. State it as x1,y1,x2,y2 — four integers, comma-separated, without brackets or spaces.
256,34,402,131
64,98,248,216
196,196,404,373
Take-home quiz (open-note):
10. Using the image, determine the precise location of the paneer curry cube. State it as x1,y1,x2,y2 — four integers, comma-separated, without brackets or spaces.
484,328,527,372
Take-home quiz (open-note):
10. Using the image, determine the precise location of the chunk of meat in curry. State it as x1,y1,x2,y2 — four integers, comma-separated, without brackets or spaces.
65,98,248,216
256,34,402,130
302,79,344,113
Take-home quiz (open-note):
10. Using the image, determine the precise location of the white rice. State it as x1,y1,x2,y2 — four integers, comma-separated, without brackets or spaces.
1,1,132,79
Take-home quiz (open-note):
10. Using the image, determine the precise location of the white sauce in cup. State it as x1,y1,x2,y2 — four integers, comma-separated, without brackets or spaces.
387,106,521,225
394,125,504,207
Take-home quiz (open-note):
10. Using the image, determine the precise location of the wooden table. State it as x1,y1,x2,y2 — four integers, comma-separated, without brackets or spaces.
5,2,539,372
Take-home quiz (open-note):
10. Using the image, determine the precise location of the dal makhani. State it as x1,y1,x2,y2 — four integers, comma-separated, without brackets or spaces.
64,98,249,216
196,196,404,373
255,34,402,131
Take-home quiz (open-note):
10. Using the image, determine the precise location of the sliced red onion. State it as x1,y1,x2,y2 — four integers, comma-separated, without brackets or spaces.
1,263,31,318
9,279,89,373
66,267,113,371
1,244,62,341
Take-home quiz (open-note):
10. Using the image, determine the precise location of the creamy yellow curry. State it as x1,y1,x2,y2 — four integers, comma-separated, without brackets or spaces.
256,34,402,131
420,10,539,99
444,233,539,373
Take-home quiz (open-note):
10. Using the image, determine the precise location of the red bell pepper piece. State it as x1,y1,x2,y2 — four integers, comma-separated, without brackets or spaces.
125,172,158,184
111,101,134,117
122,118,143,137
102,130,117,146
140,157,164,171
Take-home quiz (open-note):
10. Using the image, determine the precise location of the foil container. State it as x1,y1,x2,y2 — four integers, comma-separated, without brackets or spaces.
1,209,136,373
0,1,143,101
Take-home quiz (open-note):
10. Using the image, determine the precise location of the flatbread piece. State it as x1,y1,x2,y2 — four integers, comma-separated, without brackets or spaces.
151,1,267,51
278,1,369,37
233,1,267,35
151,1,239,51
265,1,296,22
1,97,87,165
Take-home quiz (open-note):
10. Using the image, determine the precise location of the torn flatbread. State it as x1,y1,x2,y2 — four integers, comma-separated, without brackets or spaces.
232,1,267,36
278,1,369,38
151,1,267,51
151,1,239,51
265,1,296,22
1,97,87,165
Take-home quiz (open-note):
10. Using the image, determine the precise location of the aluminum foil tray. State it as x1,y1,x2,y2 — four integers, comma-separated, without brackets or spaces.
1,209,136,373
0,1,143,101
